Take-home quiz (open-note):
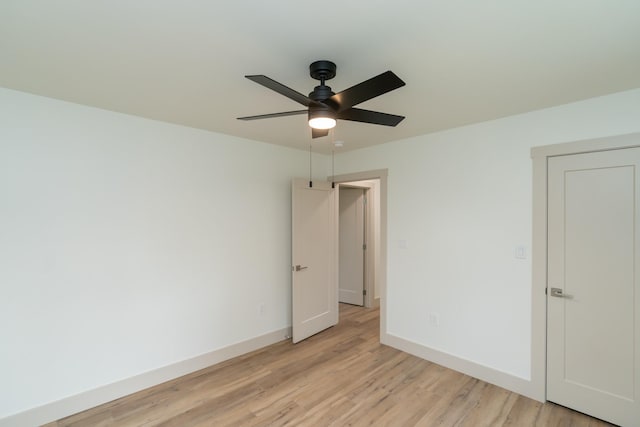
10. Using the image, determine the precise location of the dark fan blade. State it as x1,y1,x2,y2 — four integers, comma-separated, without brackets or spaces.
237,110,307,121
245,75,320,107
337,108,405,126
324,71,405,112
312,128,329,138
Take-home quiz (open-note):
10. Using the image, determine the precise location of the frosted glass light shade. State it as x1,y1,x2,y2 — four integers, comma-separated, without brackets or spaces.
308,117,336,130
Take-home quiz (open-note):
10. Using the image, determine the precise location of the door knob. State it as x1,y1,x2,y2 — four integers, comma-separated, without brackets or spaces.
294,265,308,272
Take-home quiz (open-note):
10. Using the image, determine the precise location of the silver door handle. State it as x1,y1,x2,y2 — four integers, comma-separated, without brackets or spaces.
550,287,571,298
294,265,308,272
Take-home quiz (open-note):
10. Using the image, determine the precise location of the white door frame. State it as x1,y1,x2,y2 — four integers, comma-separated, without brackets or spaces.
530,132,640,401
338,183,374,308
331,169,388,339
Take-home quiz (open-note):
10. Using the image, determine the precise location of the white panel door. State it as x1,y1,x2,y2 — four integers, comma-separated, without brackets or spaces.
339,187,365,306
291,178,338,343
547,148,640,427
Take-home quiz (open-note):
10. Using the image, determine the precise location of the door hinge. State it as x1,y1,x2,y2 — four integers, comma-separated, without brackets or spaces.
363,289,367,296
363,243,367,250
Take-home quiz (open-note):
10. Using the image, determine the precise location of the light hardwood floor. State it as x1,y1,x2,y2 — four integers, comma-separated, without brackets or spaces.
45,304,613,426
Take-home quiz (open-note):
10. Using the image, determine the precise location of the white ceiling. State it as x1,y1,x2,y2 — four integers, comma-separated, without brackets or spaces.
1,1,639,153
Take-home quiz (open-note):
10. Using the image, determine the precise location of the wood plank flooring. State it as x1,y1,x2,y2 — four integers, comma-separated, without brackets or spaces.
45,304,613,426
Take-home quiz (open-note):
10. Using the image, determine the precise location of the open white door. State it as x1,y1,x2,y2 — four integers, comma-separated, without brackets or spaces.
291,178,338,343
547,147,640,426
339,187,365,306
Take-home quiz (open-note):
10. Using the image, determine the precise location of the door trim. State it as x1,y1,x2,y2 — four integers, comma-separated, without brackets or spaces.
530,132,640,402
336,186,368,308
331,169,388,339
338,183,375,308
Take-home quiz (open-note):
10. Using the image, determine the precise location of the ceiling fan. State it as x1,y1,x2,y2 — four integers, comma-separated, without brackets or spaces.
237,60,406,138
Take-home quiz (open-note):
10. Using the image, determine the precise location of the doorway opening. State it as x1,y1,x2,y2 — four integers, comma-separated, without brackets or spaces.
290,170,387,344
337,181,378,308
332,169,388,341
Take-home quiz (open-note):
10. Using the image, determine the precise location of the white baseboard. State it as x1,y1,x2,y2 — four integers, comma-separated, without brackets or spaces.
1,327,291,427
381,332,540,402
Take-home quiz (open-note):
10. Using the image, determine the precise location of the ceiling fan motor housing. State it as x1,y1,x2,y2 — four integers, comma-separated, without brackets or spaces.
309,85,335,102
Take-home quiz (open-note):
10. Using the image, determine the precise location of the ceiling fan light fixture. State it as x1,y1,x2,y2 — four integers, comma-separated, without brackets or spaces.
308,116,336,130
308,108,336,130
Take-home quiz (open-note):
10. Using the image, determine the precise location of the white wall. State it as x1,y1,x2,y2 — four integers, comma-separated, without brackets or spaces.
0,88,328,422
3,86,639,423
334,89,640,386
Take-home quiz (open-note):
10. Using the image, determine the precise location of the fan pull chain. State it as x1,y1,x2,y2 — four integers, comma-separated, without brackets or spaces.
330,129,335,188
309,143,313,188
331,130,335,188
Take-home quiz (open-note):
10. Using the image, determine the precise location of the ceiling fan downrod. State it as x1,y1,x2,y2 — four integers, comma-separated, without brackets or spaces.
309,60,336,101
